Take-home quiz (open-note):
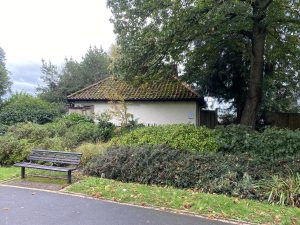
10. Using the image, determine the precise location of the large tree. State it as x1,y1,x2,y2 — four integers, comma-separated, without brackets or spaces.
0,47,11,104
38,46,111,102
108,0,300,127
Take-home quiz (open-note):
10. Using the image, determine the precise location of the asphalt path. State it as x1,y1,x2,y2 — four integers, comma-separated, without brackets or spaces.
0,185,233,225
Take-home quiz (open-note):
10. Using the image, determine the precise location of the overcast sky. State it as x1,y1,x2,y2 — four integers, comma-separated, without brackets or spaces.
0,0,115,94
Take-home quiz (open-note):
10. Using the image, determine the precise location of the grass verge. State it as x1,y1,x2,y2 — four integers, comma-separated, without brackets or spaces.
0,167,19,181
67,177,300,225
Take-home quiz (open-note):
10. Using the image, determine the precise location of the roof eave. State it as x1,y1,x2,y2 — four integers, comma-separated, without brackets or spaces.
67,97,204,103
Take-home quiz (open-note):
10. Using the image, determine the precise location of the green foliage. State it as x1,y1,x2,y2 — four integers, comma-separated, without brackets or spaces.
35,137,67,150
61,113,94,125
259,173,300,207
110,125,219,152
0,113,116,165
63,122,104,148
0,93,60,125
97,118,116,142
0,47,11,103
0,124,8,135
8,122,51,140
73,142,109,166
85,145,300,206
0,135,33,166
38,46,111,102
215,125,300,160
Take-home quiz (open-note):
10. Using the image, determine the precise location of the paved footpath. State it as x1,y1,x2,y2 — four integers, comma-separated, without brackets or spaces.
0,185,233,225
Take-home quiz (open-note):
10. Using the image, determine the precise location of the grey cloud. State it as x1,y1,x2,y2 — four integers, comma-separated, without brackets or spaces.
7,63,42,94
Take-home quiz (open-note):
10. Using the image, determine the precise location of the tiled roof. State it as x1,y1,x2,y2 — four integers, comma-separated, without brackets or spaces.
67,76,202,102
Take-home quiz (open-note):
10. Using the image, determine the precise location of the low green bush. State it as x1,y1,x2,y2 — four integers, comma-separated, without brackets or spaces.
35,137,68,150
0,135,33,165
0,123,8,135
8,122,51,140
74,142,109,166
110,124,219,152
84,146,300,206
259,173,300,207
44,120,69,137
61,113,94,125
97,119,116,142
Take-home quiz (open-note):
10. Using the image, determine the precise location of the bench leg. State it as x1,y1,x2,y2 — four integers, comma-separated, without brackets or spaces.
21,167,25,179
68,171,72,184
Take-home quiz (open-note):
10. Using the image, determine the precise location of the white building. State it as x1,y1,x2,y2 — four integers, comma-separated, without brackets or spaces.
67,77,206,126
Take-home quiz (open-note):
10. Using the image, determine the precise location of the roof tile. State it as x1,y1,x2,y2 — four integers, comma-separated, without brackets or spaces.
67,77,201,101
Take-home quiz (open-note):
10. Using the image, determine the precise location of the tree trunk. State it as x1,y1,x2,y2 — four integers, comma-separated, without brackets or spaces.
240,1,270,128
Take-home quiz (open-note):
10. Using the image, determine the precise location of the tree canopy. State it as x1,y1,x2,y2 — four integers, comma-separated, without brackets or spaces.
108,0,300,127
37,46,111,102
0,47,11,104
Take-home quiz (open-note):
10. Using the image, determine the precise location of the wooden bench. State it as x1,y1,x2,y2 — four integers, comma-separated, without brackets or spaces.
14,150,82,184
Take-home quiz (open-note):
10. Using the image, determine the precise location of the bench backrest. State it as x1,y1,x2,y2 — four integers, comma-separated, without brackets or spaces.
29,150,82,165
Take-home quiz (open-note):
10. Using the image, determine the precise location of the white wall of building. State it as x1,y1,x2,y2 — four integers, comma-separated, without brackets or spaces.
72,101,198,125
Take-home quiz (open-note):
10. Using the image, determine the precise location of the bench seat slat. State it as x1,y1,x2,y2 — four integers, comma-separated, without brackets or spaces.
14,162,76,172
28,157,80,165
32,149,82,155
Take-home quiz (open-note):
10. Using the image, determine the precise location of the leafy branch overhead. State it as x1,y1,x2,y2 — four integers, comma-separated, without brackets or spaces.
108,0,300,127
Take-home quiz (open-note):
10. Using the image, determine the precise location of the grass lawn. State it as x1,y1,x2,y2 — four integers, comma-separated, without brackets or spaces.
0,167,19,181
0,167,81,185
67,177,300,225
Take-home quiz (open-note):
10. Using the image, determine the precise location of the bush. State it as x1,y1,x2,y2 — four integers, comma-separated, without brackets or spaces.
0,135,33,165
44,120,69,137
215,125,300,160
74,142,109,166
35,137,67,150
0,93,60,125
64,122,107,148
259,173,300,207
8,122,51,140
84,146,300,205
62,113,94,125
97,118,116,142
0,123,8,135
110,124,219,152
258,128,300,159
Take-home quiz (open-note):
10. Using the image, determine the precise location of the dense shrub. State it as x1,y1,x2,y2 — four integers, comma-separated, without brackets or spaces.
61,113,94,125
0,135,33,165
74,142,109,166
258,128,300,159
8,122,51,140
0,123,8,135
97,118,116,142
215,125,300,159
35,137,67,150
85,146,300,205
63,122,105,148
0,93,60,125
110,125,219,152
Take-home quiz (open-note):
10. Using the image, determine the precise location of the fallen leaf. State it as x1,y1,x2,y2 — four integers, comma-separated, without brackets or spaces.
183,203,192,209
